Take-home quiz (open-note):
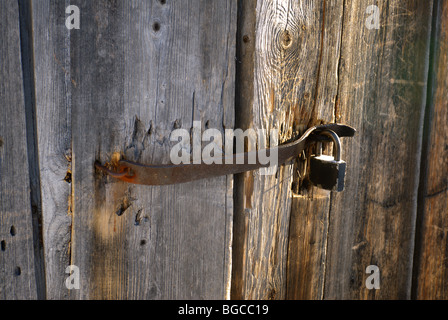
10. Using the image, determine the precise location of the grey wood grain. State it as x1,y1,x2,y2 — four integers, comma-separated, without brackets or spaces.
0,0,38,300
32,0,72,300
68,0,236,299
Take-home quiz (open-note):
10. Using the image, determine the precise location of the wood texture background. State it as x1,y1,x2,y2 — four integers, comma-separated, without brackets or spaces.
0,0,38,299
32,0,72,299
1,0,447,300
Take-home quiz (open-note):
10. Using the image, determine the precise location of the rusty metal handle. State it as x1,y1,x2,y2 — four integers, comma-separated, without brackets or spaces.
95,123,355,186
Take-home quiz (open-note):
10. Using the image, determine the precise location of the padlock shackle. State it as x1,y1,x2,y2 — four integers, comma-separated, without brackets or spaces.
316,130,342,161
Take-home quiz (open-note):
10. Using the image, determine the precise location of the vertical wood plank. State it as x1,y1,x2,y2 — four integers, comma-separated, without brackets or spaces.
121,1,235,299
324,0,433,299
285,0,344,300
69,0,236,299
413,0,448,299
232,0,328,299
32,0,72,299
0,0,38,300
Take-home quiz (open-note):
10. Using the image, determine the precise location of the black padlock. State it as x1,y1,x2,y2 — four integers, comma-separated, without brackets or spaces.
309,129,346,192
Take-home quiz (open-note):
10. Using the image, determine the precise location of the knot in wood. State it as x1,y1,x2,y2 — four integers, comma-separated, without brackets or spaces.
281,30,293,49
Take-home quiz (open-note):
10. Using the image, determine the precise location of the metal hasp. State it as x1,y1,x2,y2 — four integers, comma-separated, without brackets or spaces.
95,123,355,187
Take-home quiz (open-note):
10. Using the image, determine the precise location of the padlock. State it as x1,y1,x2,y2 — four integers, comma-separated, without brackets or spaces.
309,129,346,192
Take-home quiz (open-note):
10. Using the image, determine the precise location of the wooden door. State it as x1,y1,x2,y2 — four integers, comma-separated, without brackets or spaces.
1,0,447,300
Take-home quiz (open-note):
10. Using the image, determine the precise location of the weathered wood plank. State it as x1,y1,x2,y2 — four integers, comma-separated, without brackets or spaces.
413,0,448,300
232,0,327,299
285,0,344,300
69,0,236,299
32,0,72,299
0,0,38,300
324,0,433,299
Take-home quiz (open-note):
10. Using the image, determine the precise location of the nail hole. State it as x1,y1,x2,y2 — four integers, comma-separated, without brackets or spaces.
10,226,16,236
152,22,161,32
14,266,21,276
243,35,250,43
1,240,5,252
159,0,166,4
64,170,72,184
140,239,146,246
